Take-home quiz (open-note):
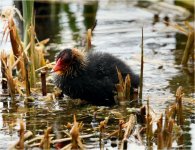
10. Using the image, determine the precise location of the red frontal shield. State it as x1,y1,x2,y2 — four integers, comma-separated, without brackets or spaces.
53,58,63,72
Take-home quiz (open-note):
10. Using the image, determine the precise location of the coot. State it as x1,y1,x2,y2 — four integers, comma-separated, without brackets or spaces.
53,48,139,105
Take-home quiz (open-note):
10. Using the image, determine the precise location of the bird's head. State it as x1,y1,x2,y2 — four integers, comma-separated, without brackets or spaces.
52,48,86,75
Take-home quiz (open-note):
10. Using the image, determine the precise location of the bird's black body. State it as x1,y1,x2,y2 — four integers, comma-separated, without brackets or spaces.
53,48,139,106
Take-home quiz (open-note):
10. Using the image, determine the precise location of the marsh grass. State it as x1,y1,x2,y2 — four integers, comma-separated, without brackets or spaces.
0,4,50,97
0,51,16,99
115,67,131,105
39,127,52,150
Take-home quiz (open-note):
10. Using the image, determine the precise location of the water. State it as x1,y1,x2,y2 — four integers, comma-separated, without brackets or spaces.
0,0,194,149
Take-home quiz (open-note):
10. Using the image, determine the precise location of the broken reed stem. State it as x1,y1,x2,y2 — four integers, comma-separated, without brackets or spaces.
86,28,92,51
9,131,33,150
157,114,164,149
115,67,131,105
69,115,84,150
8,17,31,96
139,27,144,100
41,70,47,96
176,86,184,125
181,31,194,65
123,115,136,140
177,98,183,125
24,54,31,97
167,119,174,148
124,74,131,100
115,84,125,104
140,106,146,123
1,56,15,100
85,20,96,52
1,59,7,90
9,18,26,80
99,121,105,144
120,115,136,150
18,121,25,150
118,120,125,140
116,67,124,85
146,97,153,148
29,23,36,88
39,127,52,150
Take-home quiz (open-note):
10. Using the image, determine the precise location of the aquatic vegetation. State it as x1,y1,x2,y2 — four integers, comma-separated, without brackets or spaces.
0,4,50,97
0,1,194,149
7,86,186,149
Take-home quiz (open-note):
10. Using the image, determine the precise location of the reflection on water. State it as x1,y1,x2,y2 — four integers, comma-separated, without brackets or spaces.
0,0,194,149
83,1,98,30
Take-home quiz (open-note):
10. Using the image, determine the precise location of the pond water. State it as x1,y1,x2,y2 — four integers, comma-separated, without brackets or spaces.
0,0,194,149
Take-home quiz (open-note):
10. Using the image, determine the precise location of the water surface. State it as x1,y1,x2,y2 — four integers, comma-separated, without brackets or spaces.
0,0,194,149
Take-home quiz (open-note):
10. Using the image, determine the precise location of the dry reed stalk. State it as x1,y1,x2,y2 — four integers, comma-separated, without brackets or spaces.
116,67,124,85
168,104,177,119
166,119,174,148
1,52,15,99
35,44,46,69
163,108,172,147
58,115,84,150
164,108,170,134
99,120,106,136
29,24,36,87
41,70,47,96
8,17,31,96
140,106,146,123
146,98,153,148
24,54,31,96
65,115,84,150
124,74,131,100
18,121,25,150
168,21,194,65
120,114,136,150
181,31,194,65
84,20,96,52
86,28,92,51
157,114,164,149
99,117,109,143
39,127,52,150
1,58,7,90
8,18,26,80
35,61,55,72
160,102,182,149
123,115,136,140
51,134,94,144
139,27,144,99
176,86,184,125
26,134,54,145
115,84,125,103
9,131,33,150
115,67,131,105
118,120,125,140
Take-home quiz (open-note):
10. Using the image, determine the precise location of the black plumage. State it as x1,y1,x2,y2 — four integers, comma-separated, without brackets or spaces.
53,48,139,105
